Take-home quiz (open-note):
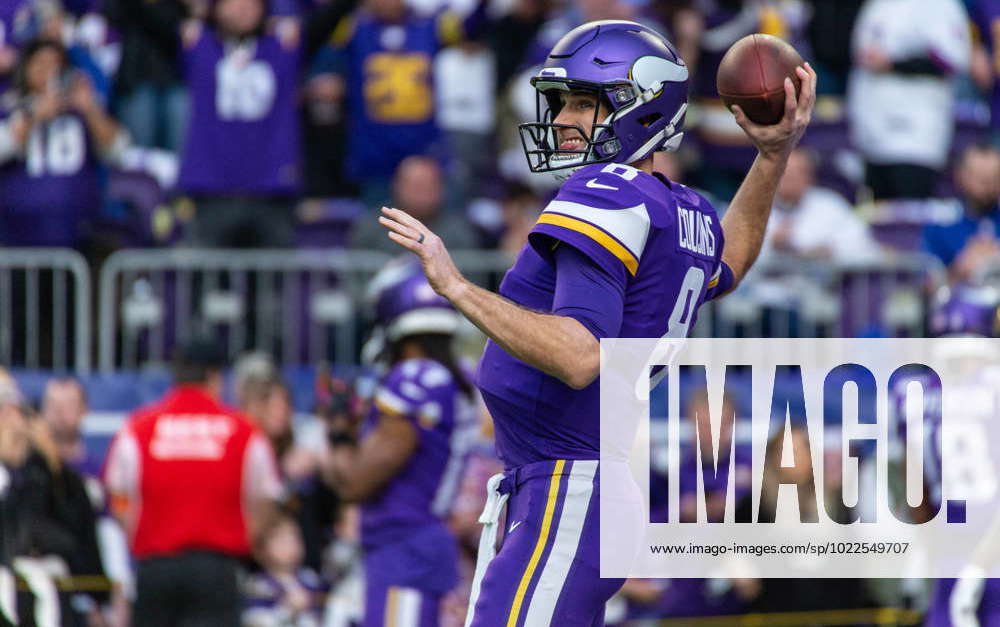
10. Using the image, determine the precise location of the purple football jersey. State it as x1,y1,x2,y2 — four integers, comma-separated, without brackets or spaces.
477,162,728,468
0,111,103,247
889,368,944,509
891,364,1000,516
177,28,301,196
361,358,478,550
889,368,943,509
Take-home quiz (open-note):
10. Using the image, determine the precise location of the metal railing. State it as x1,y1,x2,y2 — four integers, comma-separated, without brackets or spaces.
95,248,519,372
0,248,91,372
97,248,393,372
697,252,947,339
0,246,950,374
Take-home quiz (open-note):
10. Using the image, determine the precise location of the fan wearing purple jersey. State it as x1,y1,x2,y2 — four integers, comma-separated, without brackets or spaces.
324,263,479,627
380,20,816,627
148,0,358,247
0,39,127,248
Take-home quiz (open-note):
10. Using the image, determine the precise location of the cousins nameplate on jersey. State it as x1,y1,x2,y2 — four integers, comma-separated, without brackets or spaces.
677,204,717,259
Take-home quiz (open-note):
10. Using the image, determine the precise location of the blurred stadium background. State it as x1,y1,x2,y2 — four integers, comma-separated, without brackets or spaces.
0,0,997,624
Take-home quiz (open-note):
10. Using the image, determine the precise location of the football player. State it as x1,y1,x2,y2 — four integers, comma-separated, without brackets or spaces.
379,20,816,626
324,263,479,627
899,287,1000,627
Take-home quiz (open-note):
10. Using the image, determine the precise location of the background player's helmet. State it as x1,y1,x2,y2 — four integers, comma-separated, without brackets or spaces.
368,261,460,344
519,20,689,177
929,285,1000,337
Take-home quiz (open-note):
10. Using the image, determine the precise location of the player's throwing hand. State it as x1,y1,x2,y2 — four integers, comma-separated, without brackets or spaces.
731,63,817,162
379,206,466,300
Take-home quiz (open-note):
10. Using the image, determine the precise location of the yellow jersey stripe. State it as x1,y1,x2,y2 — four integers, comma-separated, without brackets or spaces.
707,276,719,289
537,214,639,275
506,459,567,627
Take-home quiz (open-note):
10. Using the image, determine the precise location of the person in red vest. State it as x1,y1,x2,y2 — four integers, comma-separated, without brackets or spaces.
104,331,283,627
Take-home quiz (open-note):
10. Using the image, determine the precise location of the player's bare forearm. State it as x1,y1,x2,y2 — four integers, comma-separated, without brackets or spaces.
721,154,786,284
446,278,598,389
325,446,366,500
722,63,816,289
378,207,598,389
324,414,417,502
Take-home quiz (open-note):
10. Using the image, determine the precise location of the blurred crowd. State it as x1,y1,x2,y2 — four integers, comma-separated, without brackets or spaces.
0,338,503,626
4,0,1000,624
0,351,954,626
0,0,999,289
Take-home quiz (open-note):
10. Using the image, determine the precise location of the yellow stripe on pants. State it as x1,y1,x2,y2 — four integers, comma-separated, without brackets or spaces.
506,459,566,627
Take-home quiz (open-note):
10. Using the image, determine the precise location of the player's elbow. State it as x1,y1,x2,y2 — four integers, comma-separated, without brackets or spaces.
545,317,601,388
559,347,600,390
564,369,598,390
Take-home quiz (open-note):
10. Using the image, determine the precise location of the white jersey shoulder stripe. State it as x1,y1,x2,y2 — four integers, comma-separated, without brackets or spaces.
375,388,412,416
543,200,651,260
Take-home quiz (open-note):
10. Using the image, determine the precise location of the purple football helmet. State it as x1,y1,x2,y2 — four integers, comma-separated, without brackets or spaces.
519,20,689,177
929,286,1000,337
368,261,459,342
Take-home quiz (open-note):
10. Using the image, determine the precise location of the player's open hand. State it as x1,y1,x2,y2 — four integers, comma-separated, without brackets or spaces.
731,63,816,163
379,207,466,300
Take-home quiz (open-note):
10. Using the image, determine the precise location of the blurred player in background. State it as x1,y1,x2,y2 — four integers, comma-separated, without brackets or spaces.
892,287,1000,627
380,18,816,627
324,264,479,626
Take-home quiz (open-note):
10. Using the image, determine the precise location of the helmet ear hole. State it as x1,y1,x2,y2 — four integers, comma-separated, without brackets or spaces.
638,112,663,128
598,94,614,115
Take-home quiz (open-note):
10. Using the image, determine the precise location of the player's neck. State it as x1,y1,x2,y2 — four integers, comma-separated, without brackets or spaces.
629,157,654,175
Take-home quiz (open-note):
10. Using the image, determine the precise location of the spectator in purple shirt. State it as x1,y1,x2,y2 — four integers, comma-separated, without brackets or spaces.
166,0,357,248
0,39,128,249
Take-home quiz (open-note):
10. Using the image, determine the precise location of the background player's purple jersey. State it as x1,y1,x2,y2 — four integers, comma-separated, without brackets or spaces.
888,365,1000,513
177,27,301,196
360,357,478,550
477,163,730,468
889,369,944,509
